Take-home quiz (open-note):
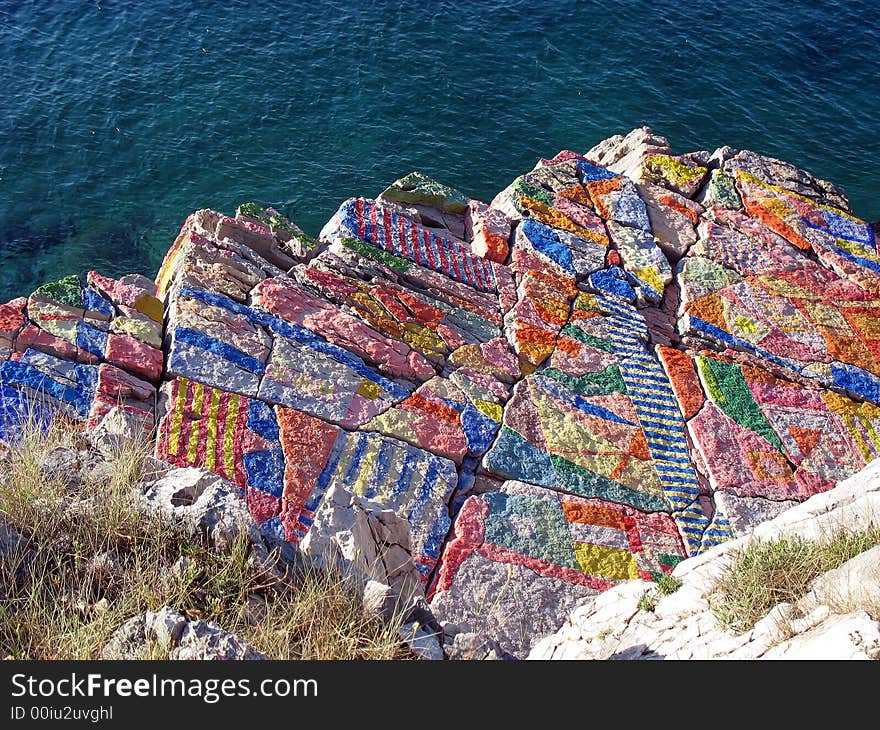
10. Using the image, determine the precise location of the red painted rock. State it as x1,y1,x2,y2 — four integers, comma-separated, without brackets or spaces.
15,323,78,361
104,333,163,382
0,297,27,346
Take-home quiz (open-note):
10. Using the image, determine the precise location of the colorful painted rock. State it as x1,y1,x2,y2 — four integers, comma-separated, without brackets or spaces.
428,479,687,658
3,127,879,659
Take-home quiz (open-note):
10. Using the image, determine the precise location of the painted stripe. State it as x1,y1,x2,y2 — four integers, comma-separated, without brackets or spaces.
303,431,349,513
223,392,240,480
424,229,437,268
356,198,366,240
399,216,410,261
369,200,378,244
352,437,381,497
448,240,463,280
232,395,249,487
462,252,476,286
168,377,185,457
214,389,231,477
174,327,265,374
204,386,221,472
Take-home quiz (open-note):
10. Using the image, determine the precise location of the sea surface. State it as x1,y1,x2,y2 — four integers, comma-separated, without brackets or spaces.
1,0,878,298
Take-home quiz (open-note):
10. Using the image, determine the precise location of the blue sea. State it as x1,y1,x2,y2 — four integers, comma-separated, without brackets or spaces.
1,0,878,299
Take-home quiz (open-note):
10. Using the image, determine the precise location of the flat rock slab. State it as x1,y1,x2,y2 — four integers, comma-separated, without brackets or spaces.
429,480,687,658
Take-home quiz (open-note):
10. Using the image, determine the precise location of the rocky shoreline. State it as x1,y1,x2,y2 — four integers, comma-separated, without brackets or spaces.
2,127,879,658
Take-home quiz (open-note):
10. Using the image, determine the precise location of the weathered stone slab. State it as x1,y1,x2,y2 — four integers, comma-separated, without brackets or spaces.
504,267,578,367
513,218,606,279
585,126,672,179
712,491,798,537
88,363,155,432
377,171,470,215
0,297,27,348
104,333,162,382
695,169,742,210
299,482,425,608
276,408,456,579
724,149,851,211
687,354,879,510
734,170,880,295
236,203,322,261
155,215,284,302
428,479,687,658
607,221,671,304
637,182,703,258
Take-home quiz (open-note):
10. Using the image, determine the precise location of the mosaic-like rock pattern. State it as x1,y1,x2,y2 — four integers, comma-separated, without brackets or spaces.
2,128,879,658
428,478,687,657
0,272,159,433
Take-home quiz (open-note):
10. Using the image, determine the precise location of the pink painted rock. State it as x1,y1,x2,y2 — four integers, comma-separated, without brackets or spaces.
0,297,27,346
637,182,703,257
104,333,163,382
88,363,156,430
465,200,511,263
88,271,152,310
15,323,78,361
252,278,435,381
215,214,296,270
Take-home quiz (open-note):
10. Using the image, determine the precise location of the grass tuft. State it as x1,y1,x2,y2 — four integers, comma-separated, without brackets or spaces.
711,526,880,634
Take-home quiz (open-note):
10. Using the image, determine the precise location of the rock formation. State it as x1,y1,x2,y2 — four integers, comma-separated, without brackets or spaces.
2,127,879,658
529,458,880,660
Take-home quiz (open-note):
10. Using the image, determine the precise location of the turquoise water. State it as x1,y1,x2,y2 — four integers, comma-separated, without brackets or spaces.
1,0,878,298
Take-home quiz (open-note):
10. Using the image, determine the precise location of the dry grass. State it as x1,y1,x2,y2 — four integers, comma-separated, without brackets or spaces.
0,416,414,660
711,526,880,634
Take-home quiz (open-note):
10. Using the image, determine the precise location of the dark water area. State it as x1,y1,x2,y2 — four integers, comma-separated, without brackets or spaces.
1,0,878,298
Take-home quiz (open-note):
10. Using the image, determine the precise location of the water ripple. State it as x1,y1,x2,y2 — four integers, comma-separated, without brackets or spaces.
0,0,877,297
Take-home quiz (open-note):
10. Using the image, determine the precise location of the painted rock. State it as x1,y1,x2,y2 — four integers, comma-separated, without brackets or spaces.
428,479,687,658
